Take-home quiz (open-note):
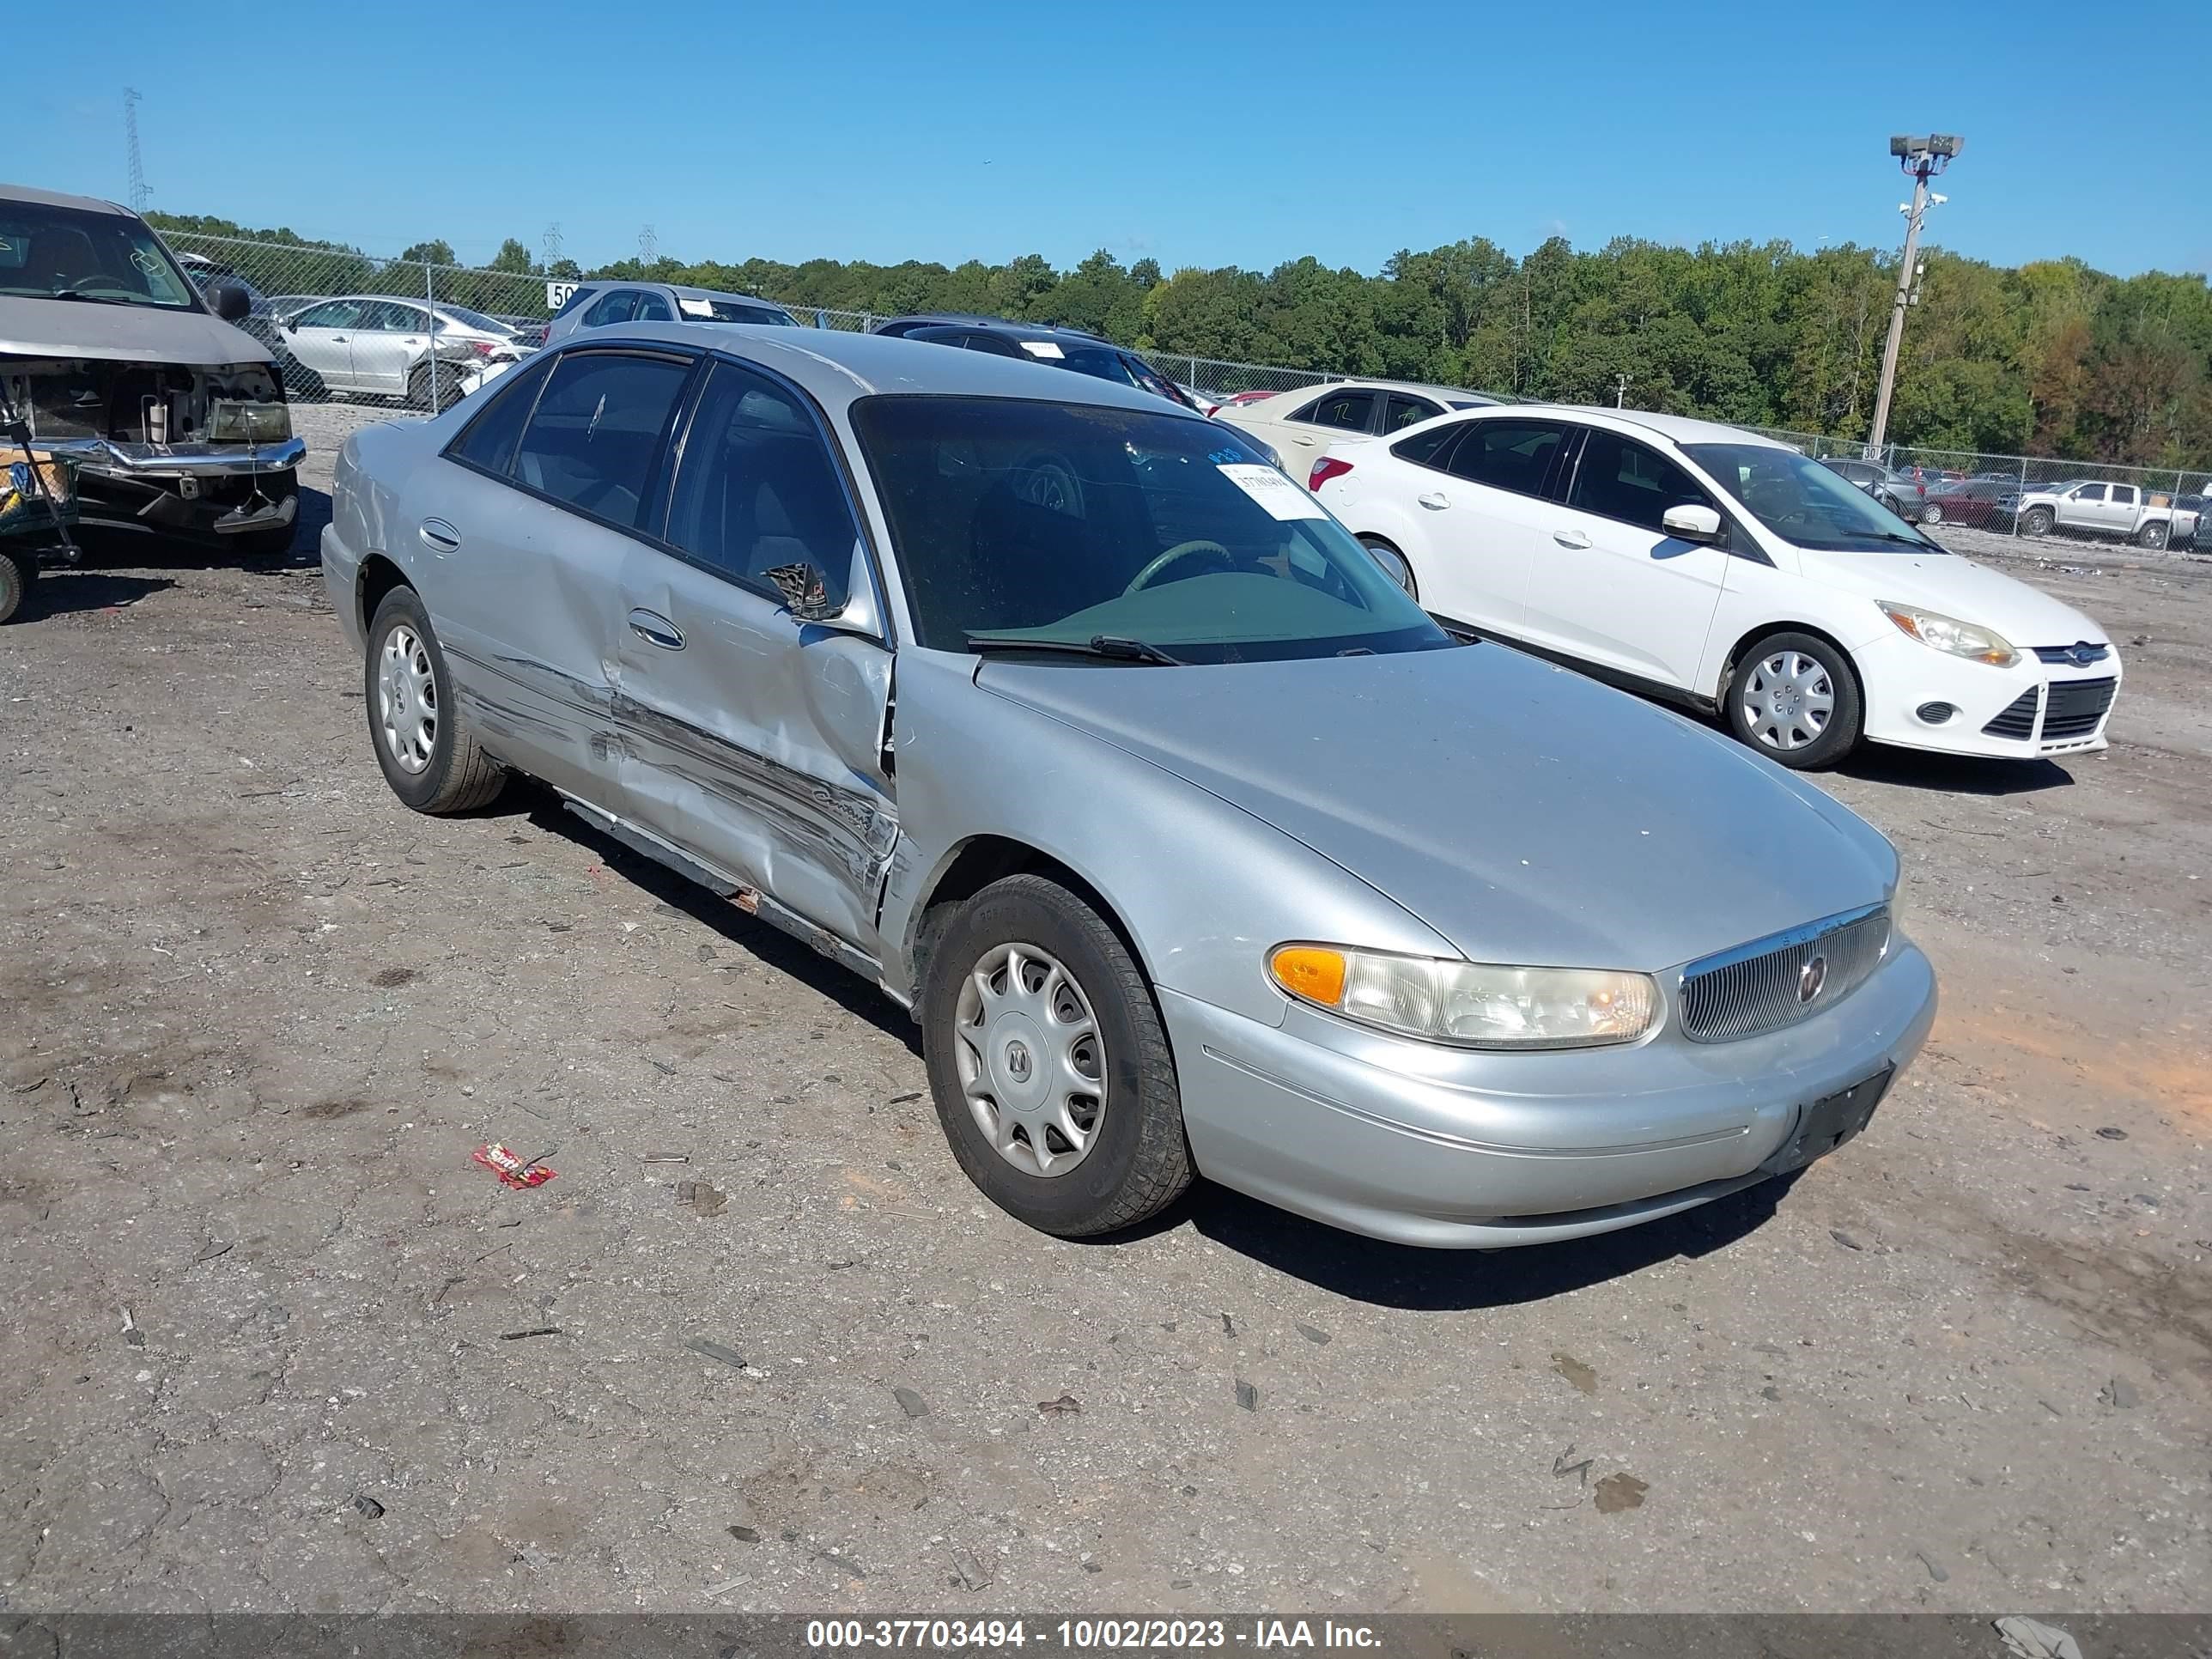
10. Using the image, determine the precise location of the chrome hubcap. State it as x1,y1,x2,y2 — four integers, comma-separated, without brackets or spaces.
954,943,1107,1178
377,623,438,775
1741,650,1835,752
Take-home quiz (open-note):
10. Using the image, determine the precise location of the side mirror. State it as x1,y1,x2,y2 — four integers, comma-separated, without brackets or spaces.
763,562,842,623
1662,503,1723,544
205,276,252,323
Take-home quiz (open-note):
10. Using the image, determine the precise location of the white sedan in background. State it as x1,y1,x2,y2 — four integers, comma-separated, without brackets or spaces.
1310,406,2121,768
279,296,524,409
1213,378,1506,478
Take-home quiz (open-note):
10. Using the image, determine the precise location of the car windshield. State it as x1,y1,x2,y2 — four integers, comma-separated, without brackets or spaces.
0,200,199,309
1684,442,1944,553
852,396,1453,663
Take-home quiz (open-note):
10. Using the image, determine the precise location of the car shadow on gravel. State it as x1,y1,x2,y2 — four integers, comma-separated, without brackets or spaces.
520,787,924,1054
1838,745,2073,796
1178,1173,1801,1310
17,570,175,618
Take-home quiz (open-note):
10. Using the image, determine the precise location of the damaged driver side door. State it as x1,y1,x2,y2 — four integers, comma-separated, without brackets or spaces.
617,356,896,963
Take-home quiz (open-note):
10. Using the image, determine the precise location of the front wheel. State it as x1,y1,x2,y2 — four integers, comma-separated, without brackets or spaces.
1725,630,1863,770
0,550,32,623
2136,520,2168,550
1357,534,1418,600
1919,503,1942,526
364,586,507,813
920,874,1193,1237
2021,506,2054,537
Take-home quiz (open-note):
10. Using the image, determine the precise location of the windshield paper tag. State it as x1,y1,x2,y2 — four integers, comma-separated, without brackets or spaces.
1218,463,1327,520
678,296,714,317
1018,340,1065,359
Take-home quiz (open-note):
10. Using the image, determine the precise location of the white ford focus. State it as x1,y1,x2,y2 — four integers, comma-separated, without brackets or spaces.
1310,407,2121,768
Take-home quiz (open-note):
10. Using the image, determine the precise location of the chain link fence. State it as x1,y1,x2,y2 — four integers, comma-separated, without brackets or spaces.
157,229,1339,418
1743,424,2208,554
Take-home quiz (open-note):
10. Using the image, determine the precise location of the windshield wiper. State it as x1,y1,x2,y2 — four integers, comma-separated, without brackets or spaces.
1863,530,1944,550
965,632,1186,665
47,289,131,306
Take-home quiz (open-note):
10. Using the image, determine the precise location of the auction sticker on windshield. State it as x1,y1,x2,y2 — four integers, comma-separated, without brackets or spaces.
1219,462,1327,520
1018,341,1066,359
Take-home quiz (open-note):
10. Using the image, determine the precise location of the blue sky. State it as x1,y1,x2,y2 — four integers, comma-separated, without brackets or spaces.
15,0,2210,281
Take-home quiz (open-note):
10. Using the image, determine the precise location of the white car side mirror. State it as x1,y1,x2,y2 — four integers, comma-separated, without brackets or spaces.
1662,504,1723,544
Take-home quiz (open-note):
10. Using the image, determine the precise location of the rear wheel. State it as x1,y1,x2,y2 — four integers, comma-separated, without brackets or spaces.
920,874,1192,1237
1725,630,1862,770
407,363,465,413
1357,534,1417,600
364,586,507,813
1919,502,1943,525
2136,520,2168,550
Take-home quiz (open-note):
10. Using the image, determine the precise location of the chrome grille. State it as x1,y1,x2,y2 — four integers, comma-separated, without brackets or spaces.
2032,642,2109,666
1677,904,1891,1043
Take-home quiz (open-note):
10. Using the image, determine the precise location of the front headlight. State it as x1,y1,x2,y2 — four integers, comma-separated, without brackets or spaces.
1268,944,1658,1049
207,400,292,444
1880,601,2018,667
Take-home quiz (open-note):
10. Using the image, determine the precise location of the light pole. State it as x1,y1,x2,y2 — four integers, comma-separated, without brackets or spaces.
1866,133,1961,460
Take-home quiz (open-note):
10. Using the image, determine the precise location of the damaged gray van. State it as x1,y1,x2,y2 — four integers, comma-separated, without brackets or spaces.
1,183,304,557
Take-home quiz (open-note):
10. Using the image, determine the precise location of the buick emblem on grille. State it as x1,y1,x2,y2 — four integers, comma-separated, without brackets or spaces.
1797,955,1828,1004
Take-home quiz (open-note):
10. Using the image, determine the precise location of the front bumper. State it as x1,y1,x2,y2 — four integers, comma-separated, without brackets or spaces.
1853,628,2122,759
57,437,305,541
1161,939,1936,1248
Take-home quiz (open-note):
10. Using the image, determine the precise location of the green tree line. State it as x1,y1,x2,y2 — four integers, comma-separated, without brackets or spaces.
149,211,2211,467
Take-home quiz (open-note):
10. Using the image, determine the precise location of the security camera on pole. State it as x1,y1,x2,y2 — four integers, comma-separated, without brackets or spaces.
1865,133,1961,463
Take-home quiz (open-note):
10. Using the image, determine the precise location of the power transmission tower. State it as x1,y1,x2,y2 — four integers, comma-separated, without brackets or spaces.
123,88,150,211
638,224,658,264
543,222,563,266
1867,133,1962,459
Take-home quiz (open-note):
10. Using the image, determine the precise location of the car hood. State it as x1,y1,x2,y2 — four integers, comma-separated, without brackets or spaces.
0,295,272,366
975,644,1897,973
1796,547,2109,646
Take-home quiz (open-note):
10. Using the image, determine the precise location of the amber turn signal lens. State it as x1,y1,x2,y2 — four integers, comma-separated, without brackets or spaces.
1270,945,1347,1007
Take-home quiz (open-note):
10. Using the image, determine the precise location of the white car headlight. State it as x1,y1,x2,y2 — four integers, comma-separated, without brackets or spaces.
1880,601,2018,667
1269,945,1658,1049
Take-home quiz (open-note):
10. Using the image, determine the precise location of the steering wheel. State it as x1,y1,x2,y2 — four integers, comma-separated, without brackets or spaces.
1124,539,1231,595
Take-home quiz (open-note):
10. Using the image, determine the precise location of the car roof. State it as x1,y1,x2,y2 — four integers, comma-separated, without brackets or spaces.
568,320,1194,419
1469,404,1795,451
0,180,135,216
1252,378,1498,405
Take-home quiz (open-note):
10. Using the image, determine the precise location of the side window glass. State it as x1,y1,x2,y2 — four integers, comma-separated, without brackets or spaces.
665,360,859,607
512,351,693,530
1443,421,1567,496
635,293,674,322
298,300,361,329
581,290,635,328
1568,429,1713,534
1391,422,1461,468
446,352,556,477
1386,395,1440,431
2076,484,2106,502
1292,391,1376,431
2110,485,2136,507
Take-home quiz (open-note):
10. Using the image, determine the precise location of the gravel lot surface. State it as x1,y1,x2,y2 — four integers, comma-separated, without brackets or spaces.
2,413,2206,1617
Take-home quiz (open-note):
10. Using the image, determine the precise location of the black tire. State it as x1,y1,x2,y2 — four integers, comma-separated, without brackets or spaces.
2136,520,2167,550
407,363,465,414
1358,534,1418,601
363,586,507,813
2022,506,2054,537
0,550,30,624
279,353,326,402
919,874,1193,1237
1723,629,1863,770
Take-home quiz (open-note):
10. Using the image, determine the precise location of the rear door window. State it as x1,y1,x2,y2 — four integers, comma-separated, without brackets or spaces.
1385,394,1442,430
635,292,675,322
511,350,695,530
446,352,556,477
1443,419,1569,498
1291,390,1376,432
580,289,639,329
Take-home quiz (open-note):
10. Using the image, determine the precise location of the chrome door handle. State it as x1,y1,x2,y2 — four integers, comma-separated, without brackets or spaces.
418,519,460,552
1553,528,1593,549
1417,492,1449,510
629,608,685,651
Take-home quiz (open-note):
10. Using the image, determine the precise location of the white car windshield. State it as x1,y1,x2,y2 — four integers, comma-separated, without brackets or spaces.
1686,443,1945,554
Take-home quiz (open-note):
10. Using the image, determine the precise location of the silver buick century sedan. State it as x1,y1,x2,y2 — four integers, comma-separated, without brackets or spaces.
323,325,1936,1249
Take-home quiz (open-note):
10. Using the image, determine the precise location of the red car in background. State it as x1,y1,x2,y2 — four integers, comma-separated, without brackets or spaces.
1919,477,2015,529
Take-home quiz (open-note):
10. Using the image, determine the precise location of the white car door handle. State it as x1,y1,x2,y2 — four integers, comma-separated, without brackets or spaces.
1553,528,1593,549
1417,492,1449,510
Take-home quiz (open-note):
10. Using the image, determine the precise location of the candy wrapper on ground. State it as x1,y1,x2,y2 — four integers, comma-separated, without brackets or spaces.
471,1142,556,1188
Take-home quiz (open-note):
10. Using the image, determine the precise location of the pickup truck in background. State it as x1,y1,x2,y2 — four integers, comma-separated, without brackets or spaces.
2011,479,2202,550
